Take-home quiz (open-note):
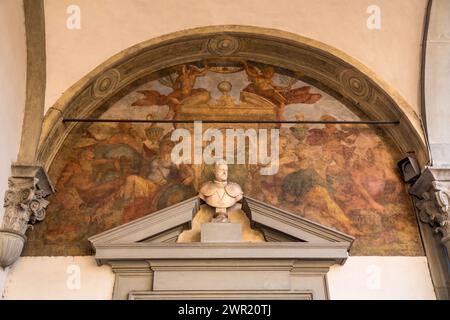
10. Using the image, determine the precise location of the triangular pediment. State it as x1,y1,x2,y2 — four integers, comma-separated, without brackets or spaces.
242,197,354,244
89,196,354,247
89,197,200,246
89,196,354,266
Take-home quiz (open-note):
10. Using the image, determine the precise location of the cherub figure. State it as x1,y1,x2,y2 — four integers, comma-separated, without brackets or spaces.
242,61,322,120
242,61,288,120
166,63,209,106
131,63,210,114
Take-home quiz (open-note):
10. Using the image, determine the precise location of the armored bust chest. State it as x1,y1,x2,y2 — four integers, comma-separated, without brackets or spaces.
198,162,244,222
199,181,243,210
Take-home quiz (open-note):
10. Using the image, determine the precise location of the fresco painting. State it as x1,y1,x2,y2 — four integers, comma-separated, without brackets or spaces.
24,61,423,256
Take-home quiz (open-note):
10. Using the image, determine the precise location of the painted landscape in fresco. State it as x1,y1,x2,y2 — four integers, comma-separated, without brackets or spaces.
24,61,423,256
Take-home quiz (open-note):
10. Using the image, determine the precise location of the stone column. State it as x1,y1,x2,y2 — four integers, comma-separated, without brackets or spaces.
418,0,450,249
0,165,53,268
416,0,450,299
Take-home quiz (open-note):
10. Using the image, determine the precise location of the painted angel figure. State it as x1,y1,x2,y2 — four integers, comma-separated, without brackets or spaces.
241,61,322,120
131,63,210,114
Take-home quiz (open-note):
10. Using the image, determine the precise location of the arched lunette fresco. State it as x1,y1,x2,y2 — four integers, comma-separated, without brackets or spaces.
38,26,427,169
27,26,428,256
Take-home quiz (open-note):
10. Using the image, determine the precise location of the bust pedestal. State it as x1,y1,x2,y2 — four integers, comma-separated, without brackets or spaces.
201,223,242,243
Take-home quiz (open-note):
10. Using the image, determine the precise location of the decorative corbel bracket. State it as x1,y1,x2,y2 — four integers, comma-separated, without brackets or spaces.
410,167,450,255
0,164,54,268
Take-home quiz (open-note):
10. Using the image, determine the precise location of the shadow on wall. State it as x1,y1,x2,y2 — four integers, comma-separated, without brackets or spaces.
0,267,9,299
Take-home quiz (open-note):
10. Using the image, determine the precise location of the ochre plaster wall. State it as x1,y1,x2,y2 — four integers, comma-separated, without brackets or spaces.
0,0,27,220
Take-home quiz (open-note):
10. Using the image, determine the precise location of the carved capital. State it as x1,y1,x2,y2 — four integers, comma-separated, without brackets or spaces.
411,167,450,251
416,187,450,236
0,165,54,268
433,185,450,242
1,176,49,234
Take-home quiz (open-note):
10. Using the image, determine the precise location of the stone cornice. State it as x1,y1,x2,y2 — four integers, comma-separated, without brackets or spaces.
94,242,350,264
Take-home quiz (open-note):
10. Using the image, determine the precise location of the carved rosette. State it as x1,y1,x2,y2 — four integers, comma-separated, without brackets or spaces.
339,69,372,102
415,182,450,250
0,167,53,268
92,68,121,98
207,35,241,56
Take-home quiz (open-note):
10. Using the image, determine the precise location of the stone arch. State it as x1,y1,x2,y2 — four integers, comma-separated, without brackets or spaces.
37,25,428,170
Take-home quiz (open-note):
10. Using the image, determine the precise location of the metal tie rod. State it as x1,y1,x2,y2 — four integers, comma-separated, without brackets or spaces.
63,118,400,125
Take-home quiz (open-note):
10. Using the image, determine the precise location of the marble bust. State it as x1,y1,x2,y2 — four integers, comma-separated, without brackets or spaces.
199,161,244,222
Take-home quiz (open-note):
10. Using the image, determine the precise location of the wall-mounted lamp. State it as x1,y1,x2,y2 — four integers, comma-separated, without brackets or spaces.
397,154,421,184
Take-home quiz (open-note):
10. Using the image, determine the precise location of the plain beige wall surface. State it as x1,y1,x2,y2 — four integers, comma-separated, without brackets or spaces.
0,0,27,221
2,256,114,300
44,0,427,115
0,2,27,295
2,256,435,299
0,267,8,298
328,256,436,299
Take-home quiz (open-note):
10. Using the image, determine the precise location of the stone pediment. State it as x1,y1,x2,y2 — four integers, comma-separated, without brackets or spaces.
89,196,354,299
89,196,354,265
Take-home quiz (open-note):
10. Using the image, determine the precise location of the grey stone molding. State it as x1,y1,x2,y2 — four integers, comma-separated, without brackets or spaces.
410,167,450,299
243,197,354,244
93,242,350,263
89,196,353,299
0,165,54,268
411,168,450,252
89,196,199,246
128,290,312,300
417,186,450,246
